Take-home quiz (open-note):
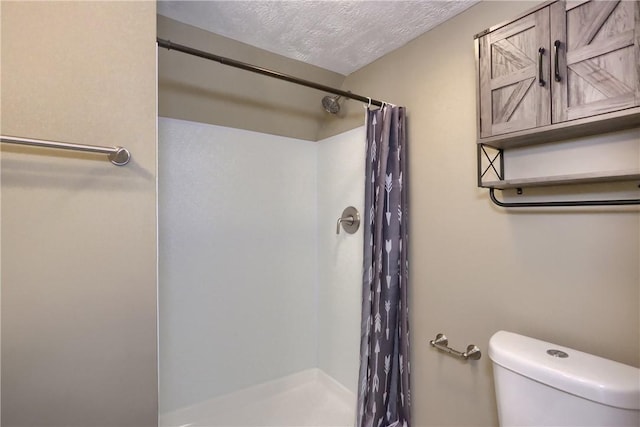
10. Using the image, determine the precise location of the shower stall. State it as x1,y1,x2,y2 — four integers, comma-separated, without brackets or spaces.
155,6,405,423
158,118,366,426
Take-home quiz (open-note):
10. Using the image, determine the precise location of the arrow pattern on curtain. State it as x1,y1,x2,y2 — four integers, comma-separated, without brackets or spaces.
357,105,410,427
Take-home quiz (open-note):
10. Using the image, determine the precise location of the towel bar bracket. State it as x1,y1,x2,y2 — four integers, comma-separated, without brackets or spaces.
108,147,131,166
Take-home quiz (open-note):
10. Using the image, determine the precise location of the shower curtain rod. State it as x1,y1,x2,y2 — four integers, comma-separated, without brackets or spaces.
157,38,385,108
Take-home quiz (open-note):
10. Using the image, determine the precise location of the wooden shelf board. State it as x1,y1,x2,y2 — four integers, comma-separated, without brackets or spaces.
482,170,640,189
477,107,640,149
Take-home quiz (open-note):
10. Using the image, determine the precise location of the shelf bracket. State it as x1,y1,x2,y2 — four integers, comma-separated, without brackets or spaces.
489,188,640,208
478,145,503,187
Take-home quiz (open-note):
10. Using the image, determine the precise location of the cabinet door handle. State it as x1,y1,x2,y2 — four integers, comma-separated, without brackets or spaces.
538,47,545,87
553,40,561,82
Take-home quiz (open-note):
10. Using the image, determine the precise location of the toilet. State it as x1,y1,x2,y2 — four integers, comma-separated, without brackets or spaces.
489,330,640,426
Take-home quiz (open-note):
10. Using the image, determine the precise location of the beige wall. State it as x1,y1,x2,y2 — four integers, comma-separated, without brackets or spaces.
158,15,346,141
326,1,640,426
155,1,639,425
1,2,157,426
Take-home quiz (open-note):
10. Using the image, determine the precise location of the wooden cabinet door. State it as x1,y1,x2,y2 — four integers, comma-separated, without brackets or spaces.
478,8,551,138
551,0,640,122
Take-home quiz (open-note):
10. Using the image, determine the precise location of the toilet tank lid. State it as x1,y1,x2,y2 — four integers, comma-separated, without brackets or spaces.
489,331,640,410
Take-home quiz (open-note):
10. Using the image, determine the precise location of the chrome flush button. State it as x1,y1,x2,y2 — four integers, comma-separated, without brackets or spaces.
547,349,569,358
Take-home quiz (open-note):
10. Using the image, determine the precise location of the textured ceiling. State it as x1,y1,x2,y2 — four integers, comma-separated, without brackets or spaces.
157,1,478,75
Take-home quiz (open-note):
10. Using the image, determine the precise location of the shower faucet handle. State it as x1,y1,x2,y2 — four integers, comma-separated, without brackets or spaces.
336,215,354,234
336,206,360,235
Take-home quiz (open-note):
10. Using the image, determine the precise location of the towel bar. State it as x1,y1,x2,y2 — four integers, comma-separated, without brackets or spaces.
1,135,131,166
429,333,481,361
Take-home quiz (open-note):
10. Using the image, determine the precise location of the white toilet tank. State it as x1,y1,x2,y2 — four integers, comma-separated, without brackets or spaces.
489,331,640,427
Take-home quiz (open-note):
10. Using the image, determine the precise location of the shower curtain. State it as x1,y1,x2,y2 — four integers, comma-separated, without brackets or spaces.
357,105,410,427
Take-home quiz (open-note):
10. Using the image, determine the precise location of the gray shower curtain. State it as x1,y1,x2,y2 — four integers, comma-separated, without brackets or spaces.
357,105,410,427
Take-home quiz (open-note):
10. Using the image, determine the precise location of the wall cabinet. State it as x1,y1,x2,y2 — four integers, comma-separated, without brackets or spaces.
475,0,640,195
551,0,639,124
478,6,551,138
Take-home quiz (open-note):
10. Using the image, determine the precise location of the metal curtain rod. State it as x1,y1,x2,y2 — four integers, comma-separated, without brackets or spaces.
489,188,640,208
157,38,385,107
0,135,131,166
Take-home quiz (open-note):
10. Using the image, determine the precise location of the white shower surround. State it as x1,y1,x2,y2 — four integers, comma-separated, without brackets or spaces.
158,117,365,423
317,126,365,391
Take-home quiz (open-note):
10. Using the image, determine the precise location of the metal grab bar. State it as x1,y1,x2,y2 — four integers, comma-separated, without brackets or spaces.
1,135,131,166
429,333,481,361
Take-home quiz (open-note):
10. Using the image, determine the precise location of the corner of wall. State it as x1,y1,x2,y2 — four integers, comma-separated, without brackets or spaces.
157,14,346,142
